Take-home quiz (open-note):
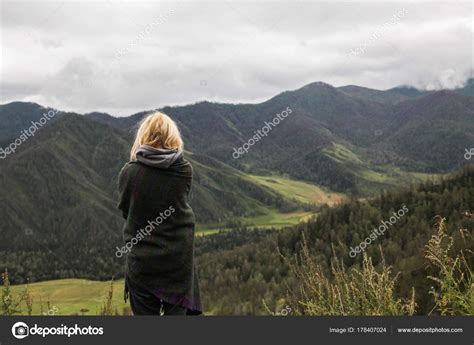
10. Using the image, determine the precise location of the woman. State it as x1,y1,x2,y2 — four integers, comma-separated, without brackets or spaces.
117,111,202,315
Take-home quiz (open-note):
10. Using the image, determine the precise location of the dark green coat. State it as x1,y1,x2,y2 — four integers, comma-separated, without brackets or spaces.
117,154,202,314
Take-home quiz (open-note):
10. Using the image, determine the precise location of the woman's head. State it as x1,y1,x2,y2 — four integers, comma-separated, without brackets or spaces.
130,111,183,160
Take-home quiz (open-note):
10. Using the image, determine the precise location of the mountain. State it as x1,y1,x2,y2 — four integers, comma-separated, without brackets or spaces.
455,78,474,97
4,79,473,198
378,91,474,171
85,111,140,131
0,113,311,281
84,84,386,194
83,80,473,194
385,85,429,98
4,79,473,190
0,112,304,226
338,85,429,104
0,114,130,281
0,102,61,144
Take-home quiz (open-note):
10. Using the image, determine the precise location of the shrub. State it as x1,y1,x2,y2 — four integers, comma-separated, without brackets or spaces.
1,269,30,315
99,279,114,315
425,216,473,315
285,237,416,315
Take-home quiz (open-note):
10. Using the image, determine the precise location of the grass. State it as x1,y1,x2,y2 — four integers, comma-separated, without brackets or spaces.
285,238,416,316
195,173,346,234
284,216,472,316
248,174,346,206
240,210,315,229
196,210,316,234
9,279,128,316
195,228,222,236
322,142,442,195
322,142,364,165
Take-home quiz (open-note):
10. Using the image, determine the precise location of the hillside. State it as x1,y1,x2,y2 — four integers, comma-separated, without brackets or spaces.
197,166,474,314
7,167,474,315
378,91,474,171
4,80,471,199
0,102,61,144
0,113,329,283
337,85,429,105
455,78,474,97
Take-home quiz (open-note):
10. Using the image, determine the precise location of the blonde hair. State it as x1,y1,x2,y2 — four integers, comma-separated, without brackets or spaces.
130,111,183,160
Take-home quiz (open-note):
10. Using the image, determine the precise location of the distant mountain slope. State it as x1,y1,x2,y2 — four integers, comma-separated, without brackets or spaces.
378,91,474,171
385,85,429,98
0,102,61,143
84,80,473,193
455,78,474,97
85,83,403,192
0,114,129,281
6,78,472,195
85,111,139,131
0,112,301,229
0,113,313,282
338,85,428,104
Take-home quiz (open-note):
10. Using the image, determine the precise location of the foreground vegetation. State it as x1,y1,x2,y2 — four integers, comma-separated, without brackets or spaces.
285,217,472,315
2,214,471,316
4,278,129,316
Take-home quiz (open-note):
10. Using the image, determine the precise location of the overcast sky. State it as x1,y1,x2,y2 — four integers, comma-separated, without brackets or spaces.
1,0,472,116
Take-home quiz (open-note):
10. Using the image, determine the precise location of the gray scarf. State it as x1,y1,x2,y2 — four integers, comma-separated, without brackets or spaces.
135,145,183,168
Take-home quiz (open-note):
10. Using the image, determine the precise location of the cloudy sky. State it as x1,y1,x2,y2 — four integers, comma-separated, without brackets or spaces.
1,0,472,116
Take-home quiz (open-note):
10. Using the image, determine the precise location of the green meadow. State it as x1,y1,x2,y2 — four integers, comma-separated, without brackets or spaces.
9,279,129,316
195,173,346,234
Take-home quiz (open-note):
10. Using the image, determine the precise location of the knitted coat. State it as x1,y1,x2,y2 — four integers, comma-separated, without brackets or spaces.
117,151,202,314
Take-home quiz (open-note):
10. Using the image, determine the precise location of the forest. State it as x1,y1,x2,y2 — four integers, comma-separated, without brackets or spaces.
194,167,474,314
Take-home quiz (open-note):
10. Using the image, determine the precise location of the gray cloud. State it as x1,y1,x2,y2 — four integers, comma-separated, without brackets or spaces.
1,0,472,116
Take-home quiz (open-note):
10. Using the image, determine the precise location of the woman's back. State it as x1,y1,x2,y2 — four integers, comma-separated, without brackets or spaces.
117,114,202,315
